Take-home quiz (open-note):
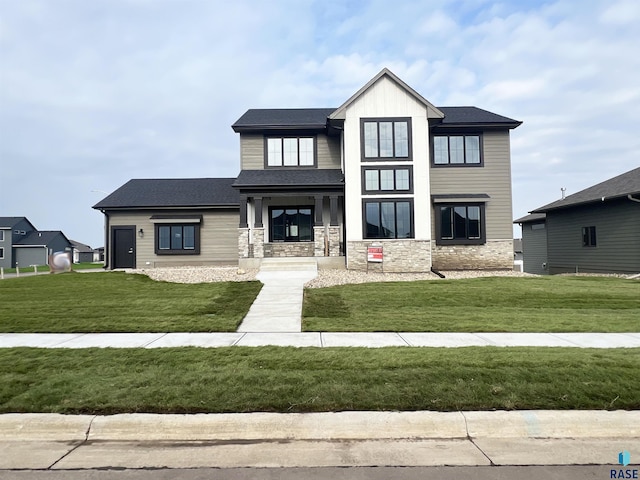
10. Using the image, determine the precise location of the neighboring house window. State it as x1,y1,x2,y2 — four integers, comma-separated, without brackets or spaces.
0,247,3,259
270,207,313,242
436,204,486,244
155,224,200,255
266,137,315,167
0,231,4,242
362,167,413,194
361,118,411,160
363,200,414,239
582,226,597,247
433,135,482,165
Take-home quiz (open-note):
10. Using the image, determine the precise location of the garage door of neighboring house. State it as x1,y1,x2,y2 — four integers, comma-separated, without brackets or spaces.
112,226,136,269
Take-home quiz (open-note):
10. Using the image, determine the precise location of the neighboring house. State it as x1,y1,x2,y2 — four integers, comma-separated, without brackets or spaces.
94,247,105,263
513,213,547,275
515,167,640,275
513,238,523,272
95,68,522,271
0,217,73,268
70,240,95,263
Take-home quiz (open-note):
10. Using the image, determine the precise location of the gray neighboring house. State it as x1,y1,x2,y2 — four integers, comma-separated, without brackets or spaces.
93,178,240,269
70,240,95,263
515,167,640,275
95,68,522,271
0,217,37,269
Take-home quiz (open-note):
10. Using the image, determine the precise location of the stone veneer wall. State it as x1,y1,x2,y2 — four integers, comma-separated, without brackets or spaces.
328,226,341,256
238,228,250,258
431,240,513,270
252,228,265,258
346,240,432,272
264,242,314,257
313,226,326,257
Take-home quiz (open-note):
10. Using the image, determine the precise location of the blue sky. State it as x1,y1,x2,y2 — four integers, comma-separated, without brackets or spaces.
1,0,639,248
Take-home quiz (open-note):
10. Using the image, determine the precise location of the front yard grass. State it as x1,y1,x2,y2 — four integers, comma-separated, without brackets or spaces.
0,347,638,413
0,272,262,332
303,276,640,332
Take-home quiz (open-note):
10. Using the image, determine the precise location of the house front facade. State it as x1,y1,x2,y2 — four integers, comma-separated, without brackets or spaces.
96,69,521,272
0,217,73,268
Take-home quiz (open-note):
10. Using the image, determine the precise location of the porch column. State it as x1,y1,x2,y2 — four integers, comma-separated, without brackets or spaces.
254,197,263,228
239,196,248,228
329,196,339,226
314,195,324,226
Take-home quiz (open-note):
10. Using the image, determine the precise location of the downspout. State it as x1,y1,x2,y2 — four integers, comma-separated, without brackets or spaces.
628,194,640,203
102,210,110,269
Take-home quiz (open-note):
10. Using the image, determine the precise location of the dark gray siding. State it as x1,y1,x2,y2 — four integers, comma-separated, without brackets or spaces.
522,222,548,275
546,199,640,274
0,229,10,268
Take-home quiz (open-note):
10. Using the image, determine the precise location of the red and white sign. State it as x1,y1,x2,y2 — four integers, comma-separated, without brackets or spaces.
367,246,383,263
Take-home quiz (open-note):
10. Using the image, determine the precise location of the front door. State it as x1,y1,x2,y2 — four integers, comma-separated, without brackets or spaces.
112,226,136,269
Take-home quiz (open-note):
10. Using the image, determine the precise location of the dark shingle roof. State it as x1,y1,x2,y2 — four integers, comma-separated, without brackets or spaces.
15,231,69,246
232,109,336,132
532,167,640,213
0,217,32,229
513,213,546,224
93,178,240,209
233,169,344,188
437,107,521,128
70,240,93,252
232,106,520,131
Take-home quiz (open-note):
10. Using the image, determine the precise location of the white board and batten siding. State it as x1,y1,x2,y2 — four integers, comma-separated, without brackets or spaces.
342,75,433,241
108,209,239,267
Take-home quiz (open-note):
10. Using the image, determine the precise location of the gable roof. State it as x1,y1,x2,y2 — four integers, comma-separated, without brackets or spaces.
233,169,344,188
532,167,640,213
70,240,93,252
93,178,240,210
513,213,546,224
437,107,522,129
0,217,36,230
329,68,444,121
15,230,71,247
232,108,335,132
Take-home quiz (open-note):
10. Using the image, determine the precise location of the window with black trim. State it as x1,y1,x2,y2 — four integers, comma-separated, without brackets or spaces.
437,204,485,244
582,226,596,247
433,134,482,165
0,230,4,242
362,167,412,194
266,137,315,167
155,224,200,255
363,200,413,239
0,247,4,259
270,207,313,242
361,118,411,160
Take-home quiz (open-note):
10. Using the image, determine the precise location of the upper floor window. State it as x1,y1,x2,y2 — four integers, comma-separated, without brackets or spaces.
361,118,411,160
433,134,482,166
362,167,412,194
0,231,4,242
266,137,315,167
436,204,485,245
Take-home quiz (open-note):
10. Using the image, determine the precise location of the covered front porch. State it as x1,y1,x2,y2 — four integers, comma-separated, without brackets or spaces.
233,169,345,268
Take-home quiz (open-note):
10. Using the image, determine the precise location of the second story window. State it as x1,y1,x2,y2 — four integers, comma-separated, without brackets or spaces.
433,135,482,165
362,167,413,194
266,137,315,167
361,118,411,160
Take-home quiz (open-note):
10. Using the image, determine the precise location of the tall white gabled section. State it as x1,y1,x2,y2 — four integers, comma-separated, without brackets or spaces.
330,68,444,272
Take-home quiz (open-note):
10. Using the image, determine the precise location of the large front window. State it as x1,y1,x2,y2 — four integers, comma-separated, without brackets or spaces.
155,224,200,254
362,167,412,194
270,207,313,242
433,135,481,165
437,204,485,244
361,118,411,160
266,137,315,167
363,200,413,239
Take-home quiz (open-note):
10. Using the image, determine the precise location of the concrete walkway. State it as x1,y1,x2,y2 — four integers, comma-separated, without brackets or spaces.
2,332,640,348
237,258,318,332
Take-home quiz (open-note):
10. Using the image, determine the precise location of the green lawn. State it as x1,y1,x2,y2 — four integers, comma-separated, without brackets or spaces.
303,276,640,332
1,347,637,414
0,272,262,332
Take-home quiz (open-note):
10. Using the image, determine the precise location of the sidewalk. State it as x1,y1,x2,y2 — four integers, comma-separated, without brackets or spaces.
1,410,638,469
2,331,640,348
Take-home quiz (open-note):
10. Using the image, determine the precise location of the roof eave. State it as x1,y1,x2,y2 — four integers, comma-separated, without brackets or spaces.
433,121,522,130
232,124,328,133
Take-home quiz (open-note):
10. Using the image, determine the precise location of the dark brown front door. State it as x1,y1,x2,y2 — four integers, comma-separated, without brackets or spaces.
112,227,135,269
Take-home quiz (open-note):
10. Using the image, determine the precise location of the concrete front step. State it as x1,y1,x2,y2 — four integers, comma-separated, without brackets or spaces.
259,258,318,271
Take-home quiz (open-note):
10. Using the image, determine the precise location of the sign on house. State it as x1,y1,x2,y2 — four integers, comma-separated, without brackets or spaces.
367,246,383,263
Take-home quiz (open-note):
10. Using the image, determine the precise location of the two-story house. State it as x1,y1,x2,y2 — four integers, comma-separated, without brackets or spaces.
95,69,521,271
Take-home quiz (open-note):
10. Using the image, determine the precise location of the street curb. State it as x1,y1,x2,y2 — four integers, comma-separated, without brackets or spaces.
1,410,638,442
